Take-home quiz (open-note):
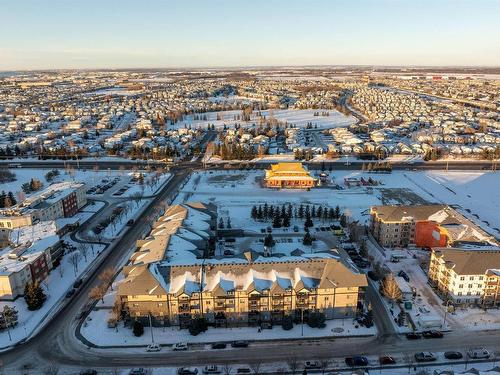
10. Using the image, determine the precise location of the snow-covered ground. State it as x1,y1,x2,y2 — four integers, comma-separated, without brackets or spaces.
82,306,375,347
0,236,106,348
170,109,356,130
175,169,500,234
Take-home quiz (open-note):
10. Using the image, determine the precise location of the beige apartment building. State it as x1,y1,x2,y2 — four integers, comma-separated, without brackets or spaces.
115,201,367,328
428,247,500,307
117,257,367,327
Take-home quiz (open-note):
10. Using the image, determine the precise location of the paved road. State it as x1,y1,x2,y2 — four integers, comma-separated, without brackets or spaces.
0,167,191,369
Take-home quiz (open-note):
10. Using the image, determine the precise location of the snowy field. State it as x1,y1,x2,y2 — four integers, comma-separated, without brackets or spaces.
171,109,356,130
175,169,500,235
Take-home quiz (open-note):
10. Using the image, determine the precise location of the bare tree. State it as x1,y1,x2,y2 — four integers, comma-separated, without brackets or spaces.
89,284,106,303
319,358,330,375
68,251,81,277
250,361,262,375
381,273,402,301
78,243,89,262
222,362,232,375
98,267,115,290
43,362,60,375
287,357,299,375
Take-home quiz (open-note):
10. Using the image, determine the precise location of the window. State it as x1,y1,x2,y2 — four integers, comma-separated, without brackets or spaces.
460,276,465,281
459,284,463,288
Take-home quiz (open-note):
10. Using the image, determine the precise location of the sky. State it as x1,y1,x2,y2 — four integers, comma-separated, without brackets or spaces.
0,0,499,70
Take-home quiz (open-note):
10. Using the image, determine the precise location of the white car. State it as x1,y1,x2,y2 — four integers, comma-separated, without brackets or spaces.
304,361,321,369
468,347,491,359
173,342,188,351
203,366,222,374
146,343,161,352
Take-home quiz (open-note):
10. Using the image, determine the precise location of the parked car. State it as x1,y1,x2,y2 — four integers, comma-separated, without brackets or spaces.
66,289,75,298
231,340,249,348
398,270,410,282
414,352,436,362
379,356,396,365
146,343,161,352
293,226,299,232
345,356,368,366
126,219,135,226
173,342,188,351
223,250,234,256
236,368,251,374
406,332,421,340
73,279,83,289
444,351,463,360
203,366,222,374
422,330,443,339
304,361,321,369
178,368,198,375
211,342,227,349
367,271,380,281
129,369,147,375
467,347,491,359
80,370,97,375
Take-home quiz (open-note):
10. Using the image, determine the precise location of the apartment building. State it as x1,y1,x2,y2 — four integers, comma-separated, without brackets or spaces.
0,181,87,222
428,247,500,307
116,201,367,328
0,234,61,300
370,205,496,248
117,257,367,328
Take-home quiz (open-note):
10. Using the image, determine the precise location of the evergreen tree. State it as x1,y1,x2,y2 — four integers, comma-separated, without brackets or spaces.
264,233,275,247
340,214,347,227
317,206,323,220
303,231,313,246
257,205,263,220
334,205,340,219
281,205,286,219
218,217,225,229
304,212,313,229
263,203,269,220
226,217,232,229
251,206,258,220
24,282,46,311
272,211,282,228
328,207,335,220
282,214,291,228
269,205,275,219
133,320,144,336
287,204,293,219
298,204,305,219
311,206,317,218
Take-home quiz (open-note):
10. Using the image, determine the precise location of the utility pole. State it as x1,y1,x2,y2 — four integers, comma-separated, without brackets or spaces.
148,313,155,344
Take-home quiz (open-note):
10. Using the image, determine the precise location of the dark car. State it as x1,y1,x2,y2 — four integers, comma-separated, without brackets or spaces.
406,332,421,340
126,219,135,226
211,342,227,349
80,370,97,375
66,289,75,298
422,330,443,339
444,351,463,360
398,270,410,282
345,356,368,366
367,271,380,281
379,356,396,365
231,340,249,348
73,279,83,288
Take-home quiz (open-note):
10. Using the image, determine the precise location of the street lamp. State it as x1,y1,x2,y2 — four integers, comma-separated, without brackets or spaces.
443,299,452,327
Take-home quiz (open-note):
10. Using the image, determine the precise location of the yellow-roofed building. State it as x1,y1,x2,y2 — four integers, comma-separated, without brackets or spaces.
264,163,318,189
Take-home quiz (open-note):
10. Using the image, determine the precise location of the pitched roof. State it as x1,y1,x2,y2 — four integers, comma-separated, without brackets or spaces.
433,247,500,275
